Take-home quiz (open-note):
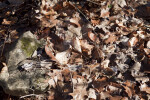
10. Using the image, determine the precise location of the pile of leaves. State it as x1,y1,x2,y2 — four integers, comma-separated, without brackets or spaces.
0,0,150,99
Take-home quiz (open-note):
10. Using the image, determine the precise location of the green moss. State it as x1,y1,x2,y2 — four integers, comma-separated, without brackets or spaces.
108,5,112,8
21,37,40,57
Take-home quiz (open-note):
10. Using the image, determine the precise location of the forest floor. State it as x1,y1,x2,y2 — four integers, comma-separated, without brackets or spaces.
0,0,150,100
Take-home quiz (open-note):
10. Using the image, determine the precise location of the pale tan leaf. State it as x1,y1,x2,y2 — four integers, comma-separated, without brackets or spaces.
88,32,96,42
72,37,82,53
80,40,94,55
55,49,71,65
128,37,138,47
70,17,81,27
100,8,110,18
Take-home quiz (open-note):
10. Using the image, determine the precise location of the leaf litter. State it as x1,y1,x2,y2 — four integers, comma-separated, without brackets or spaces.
0,0,150,99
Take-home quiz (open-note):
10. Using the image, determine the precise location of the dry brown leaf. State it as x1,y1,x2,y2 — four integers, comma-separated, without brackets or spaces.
144,48,150,57
107,85,120,93
80,40,94,55
123,85,132,97
55,49,71,65
45,44,57,62
0,63,9,80
100,92,111,100
140,83,150,94
0,30,6,36
137,31,146,39
88,32,96,42
1,63,8,73
116,20,125,27
37,16,58,28
88,88,96,100
109,96,123,100
91,19,100,26
128,37,138,47
72,37,82,53
100,8,110,18
87,63,100,69
101,59,110,68
2,18,16,25
68,51,83,64
147,41,150,49
70,17,81,27
105,34,117,44
69,86,87,100
92,47,104,60
110,82,123,89
124,80,134,88
103,68,114,76
93,77,108,92
42,8,57,16
61,69,71,82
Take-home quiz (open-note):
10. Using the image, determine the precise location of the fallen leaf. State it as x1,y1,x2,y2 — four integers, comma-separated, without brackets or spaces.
88,32,97,42
2,18,15,25
128,37,138,47
93,77,108,92
72,37,82,53
101,59,110,68
147,41,150,49
88,88,96,100
45,44,57,62
80,40,94,55
123,85,132,97
55,49,71,65
70,17,81,27
91,19,100,26
137,31,146,39
140,83,150,94
100,8,110,18
100,92,111,100
144,48,150,57
105,34,117,44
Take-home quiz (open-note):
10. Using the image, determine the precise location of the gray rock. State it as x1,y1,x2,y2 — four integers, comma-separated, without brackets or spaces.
0,60,51,96
5,31,41,67
0,31,49,96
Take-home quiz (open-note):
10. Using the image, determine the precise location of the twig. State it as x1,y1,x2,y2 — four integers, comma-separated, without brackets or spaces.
19,94,39,99
69,70,74,90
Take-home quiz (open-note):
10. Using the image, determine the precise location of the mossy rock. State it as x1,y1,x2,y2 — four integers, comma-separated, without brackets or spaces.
21,37,41,57
5,31,43,67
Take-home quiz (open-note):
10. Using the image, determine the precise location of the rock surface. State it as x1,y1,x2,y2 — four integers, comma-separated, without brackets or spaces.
0,31,49,96
5,31,41,67
0,60,51,96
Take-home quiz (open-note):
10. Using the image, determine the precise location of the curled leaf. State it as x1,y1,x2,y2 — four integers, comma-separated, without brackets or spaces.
88,32,96,42
70,18,80,27
128,37,138,47
45,44,57,61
